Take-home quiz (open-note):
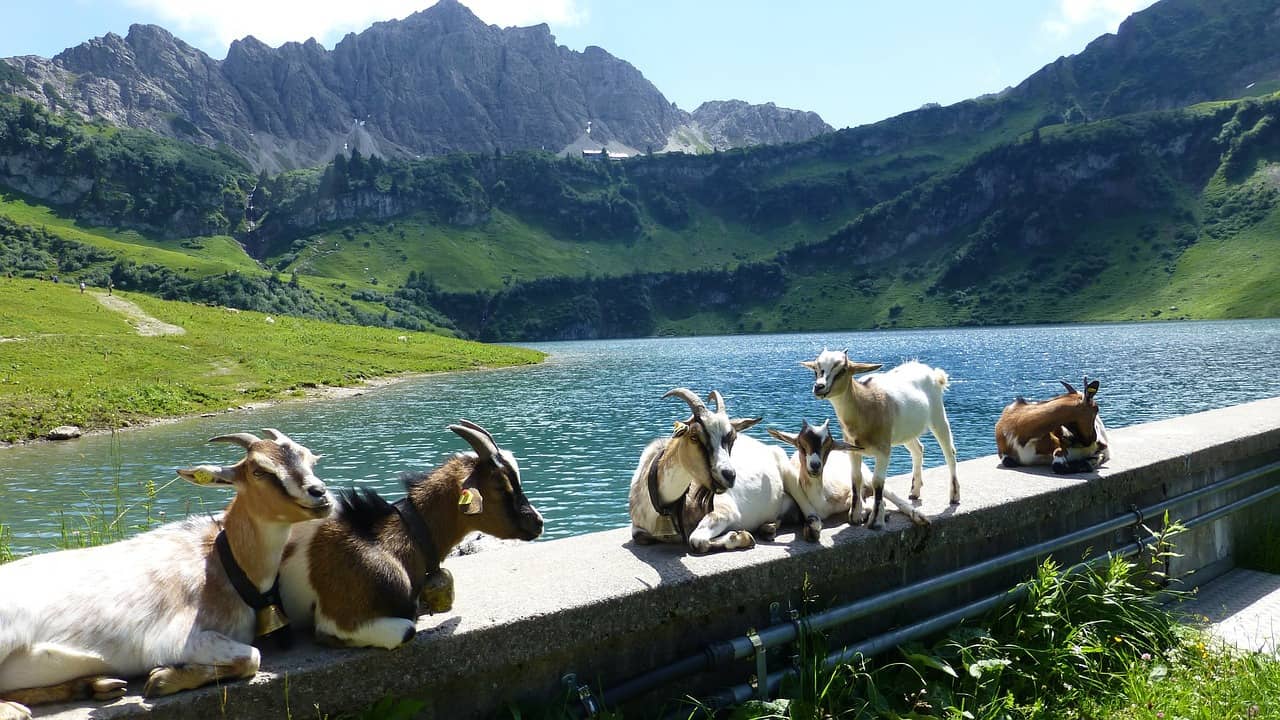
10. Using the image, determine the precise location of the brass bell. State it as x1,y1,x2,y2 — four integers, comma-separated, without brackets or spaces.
420,568,455,614
256,604,291,638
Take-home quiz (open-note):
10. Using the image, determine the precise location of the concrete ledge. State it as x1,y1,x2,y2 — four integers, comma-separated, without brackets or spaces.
35,397,1280,719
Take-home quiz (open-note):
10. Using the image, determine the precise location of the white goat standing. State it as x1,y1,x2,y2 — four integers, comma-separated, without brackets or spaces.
803,350,959,529
769,419,929,540
629,388,795,554
0,430,331,720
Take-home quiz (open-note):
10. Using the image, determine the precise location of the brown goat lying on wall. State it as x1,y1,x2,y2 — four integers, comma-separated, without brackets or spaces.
278,421,544,649
996,379,1110,474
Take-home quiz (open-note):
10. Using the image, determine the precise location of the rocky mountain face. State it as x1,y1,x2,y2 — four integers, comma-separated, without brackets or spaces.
688,100,832,149
0,0,831,171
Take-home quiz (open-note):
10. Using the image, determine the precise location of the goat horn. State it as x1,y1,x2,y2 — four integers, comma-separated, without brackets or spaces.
456,419,497,445
707,390,726,414
448,423,497,462
261,428,293,444
208,433,261,449
662,388,708,420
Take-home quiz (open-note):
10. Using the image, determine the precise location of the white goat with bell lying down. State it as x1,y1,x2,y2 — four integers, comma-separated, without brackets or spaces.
769,419,929,541
629,388,795,554
278,421,544,649
803,350,959,529
0,430,331,720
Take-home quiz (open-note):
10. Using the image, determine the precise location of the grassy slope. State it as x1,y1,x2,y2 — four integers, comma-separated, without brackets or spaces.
0,191,261,276
0,280,542,442
285,204,842,294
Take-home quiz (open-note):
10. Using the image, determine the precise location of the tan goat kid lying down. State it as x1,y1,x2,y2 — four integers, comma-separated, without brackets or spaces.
0,430,331,720
278,421,544,649
768,419,929,540
995,378,1110,474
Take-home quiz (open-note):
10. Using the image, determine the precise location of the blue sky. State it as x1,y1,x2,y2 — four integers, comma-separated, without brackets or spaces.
5,0,1157,129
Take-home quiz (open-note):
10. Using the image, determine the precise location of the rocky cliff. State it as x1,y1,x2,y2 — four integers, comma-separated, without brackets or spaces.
0,0,830,171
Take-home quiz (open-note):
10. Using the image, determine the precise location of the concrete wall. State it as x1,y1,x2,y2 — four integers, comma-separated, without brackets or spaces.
37,397,1280,720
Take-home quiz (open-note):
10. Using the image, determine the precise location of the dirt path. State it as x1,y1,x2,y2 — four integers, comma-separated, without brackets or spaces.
94,293,186,336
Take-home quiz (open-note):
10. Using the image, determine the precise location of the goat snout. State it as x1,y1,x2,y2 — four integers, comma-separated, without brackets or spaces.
812,382,828,397
518,506,545,540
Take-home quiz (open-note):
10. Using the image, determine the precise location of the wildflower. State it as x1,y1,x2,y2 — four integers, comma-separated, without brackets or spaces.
1141,652,1152,661
1249,705,1259,717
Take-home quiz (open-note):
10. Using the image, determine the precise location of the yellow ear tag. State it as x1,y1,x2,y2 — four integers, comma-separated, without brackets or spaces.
459,489,476,506
193,468,216,484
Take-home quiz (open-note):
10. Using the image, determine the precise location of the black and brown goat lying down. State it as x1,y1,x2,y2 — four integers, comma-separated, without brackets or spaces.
278,421,544,649
995,378,1110,474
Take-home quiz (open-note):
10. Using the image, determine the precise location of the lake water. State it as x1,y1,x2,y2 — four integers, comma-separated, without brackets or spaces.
3,320,1280,555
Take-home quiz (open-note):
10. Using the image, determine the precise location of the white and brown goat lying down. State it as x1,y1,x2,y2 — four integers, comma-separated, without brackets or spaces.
628,388,795,554
804,350,960,530
278,421,544,649
996,378,1110,474
0,430,331,720
768,419,929,540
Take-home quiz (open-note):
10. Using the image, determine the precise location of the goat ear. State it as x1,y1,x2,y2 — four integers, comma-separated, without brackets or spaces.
833,439,863,452
731,416,763,432
177,464,236,486
766,428,798,446
672,421,690,438
846,361,883,375
457,488,484,516
1085,380,1100,401
800,360,818,371
1060,380,1078,395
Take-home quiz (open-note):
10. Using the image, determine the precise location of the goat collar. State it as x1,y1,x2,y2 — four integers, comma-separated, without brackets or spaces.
645,446,714,543
214,529,293,649
394,497,441,574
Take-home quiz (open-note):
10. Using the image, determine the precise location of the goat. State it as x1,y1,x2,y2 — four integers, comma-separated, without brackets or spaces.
995,378,1109,474
768,419,929,540
278,421,544,649
803,350,959,529
628,388,794,554
0,430,330,720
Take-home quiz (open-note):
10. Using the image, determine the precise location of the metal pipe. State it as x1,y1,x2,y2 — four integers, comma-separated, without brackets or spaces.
602,459,1280,716
699,470,1280,713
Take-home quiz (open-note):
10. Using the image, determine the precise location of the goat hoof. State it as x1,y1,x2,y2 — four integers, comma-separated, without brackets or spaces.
757,522,779,542
908,493,920,501
1001,455,1020,468
950,495,960,505
803,524,821,543
143,667,177,698
90,677,128,700
0,701,33,720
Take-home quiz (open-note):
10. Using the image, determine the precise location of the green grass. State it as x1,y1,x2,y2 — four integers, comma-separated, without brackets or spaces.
285,206,841,295
0,191,262,275
0,279,543,442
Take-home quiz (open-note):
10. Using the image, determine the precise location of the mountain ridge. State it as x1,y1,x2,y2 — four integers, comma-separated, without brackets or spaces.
0,0,832,171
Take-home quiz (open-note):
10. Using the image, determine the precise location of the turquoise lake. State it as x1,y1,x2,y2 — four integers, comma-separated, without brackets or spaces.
3,320,1280,554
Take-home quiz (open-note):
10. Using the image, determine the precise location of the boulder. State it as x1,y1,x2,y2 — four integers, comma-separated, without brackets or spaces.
47,425,83,440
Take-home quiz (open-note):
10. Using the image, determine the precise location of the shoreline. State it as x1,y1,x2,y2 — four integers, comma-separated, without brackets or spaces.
0,363,537,450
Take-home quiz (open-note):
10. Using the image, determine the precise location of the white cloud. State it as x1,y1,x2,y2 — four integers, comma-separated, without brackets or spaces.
122,0,584,51
1042,0,1156,38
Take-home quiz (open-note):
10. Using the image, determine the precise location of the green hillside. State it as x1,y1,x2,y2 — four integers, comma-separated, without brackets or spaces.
0,280,542,442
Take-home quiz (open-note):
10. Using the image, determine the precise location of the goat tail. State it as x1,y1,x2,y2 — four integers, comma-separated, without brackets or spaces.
932,367,950,391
